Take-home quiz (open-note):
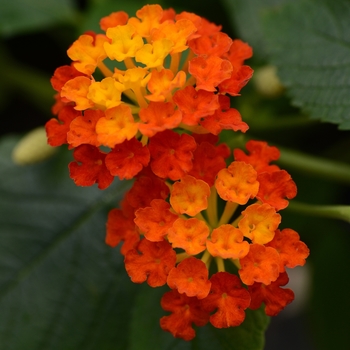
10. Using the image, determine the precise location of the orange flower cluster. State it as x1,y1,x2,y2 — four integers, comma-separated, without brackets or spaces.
45,4,309,341
46,3,252,179
106,139,309,340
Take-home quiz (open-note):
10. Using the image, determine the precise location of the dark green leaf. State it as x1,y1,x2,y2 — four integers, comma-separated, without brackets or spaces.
0,136,137,350
262,0,350,129
221,0,293,60
0,0,77,37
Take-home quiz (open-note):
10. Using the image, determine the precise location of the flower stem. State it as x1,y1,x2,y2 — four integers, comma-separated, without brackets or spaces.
206,187,218,228
278,147,350,185
97,62,113,77
176,252,190,263
201,250,212,269
231,258,241,269
124,57,136,70
195,211,206,223
287,201,350,223
218,201,239,226
215,257,225,272
170,53,180,74
140,134,148,146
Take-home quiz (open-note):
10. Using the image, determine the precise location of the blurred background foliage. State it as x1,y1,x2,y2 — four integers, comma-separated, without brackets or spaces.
1,0,350,349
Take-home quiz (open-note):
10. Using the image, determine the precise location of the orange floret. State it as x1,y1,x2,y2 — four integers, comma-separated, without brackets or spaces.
200,95,248,134
46,105,81,146
151,19,197,54
114,67,149,92
167,217,209,255
125,168,169,210
134,199,178,242
135,38,173,69
138,101,182,137
218,65,254,96
189,32,232,57
51,92,69,115
173,86,220,126
188,141,229,187
146,69,186,102
206,225,250,259
50,65,85,93
239,244,280,285
160,289,210,341
257,170,297,211
67,33,108,75
233,140,280,174
105,138,150,179
124,238,176,287
239,203,281,245
200,272,251,328
104,24,144,62
87,77,124,110
105,208,140,255
191,134,231,159
61,76,94,110
160,8,176,22
68,144,113,190
223,39,253,69
248,271,295,316
148,130,197,180
170,175,210,216
128,4,164,38
189,56,232,92
100,11,129,31
215,161,259,205
176,12,221,38
266,228,310,272
67,109,103,147
167,257,211,299
95,104,138,148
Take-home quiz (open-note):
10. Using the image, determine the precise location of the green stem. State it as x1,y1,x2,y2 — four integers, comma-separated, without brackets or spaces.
287,201,350,223
206,187,218,228
278,147,350,185
201,250,212,269
195,211,206,223
218,201,239,226
247,114,317,131
215,257,225,272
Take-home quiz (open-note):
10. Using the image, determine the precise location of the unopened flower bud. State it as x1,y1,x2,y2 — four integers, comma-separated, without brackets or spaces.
12,127,57,165
253,65,284,98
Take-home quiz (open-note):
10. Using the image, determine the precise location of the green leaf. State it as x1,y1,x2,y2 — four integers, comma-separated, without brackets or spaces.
262,0,350,129
221,0,293,60
0,136,137,350
0,0,77,37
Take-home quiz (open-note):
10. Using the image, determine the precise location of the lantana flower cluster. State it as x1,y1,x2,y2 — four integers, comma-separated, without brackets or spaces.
45,4,309,341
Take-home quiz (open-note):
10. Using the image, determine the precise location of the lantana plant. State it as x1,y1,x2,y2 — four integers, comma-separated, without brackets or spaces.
44,4,309,341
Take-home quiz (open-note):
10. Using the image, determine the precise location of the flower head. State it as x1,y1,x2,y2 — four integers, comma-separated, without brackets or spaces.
45,4,309,342
46,4,253,188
